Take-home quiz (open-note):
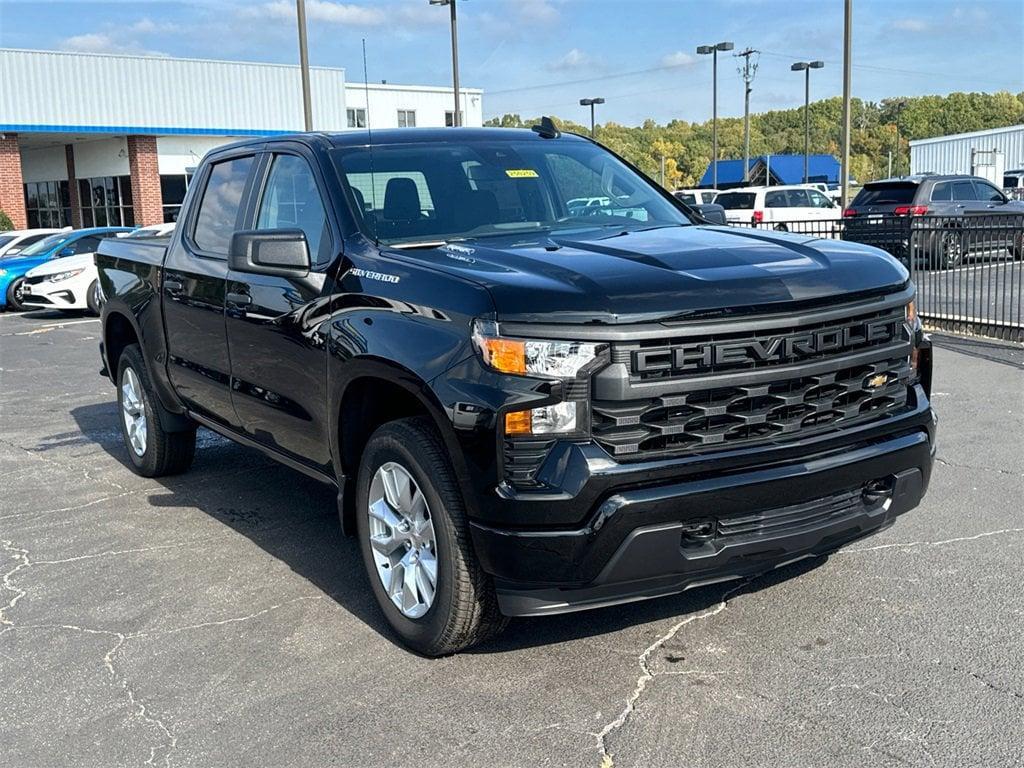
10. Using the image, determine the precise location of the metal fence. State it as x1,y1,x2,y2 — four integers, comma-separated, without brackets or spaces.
730,214,1024,342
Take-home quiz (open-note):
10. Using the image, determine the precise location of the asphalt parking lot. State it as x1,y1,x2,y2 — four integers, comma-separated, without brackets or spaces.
1,310,1022,768
915,261,1023,326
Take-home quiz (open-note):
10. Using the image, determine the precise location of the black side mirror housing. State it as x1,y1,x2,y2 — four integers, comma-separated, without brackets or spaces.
694,203,728,225
229,229,310,278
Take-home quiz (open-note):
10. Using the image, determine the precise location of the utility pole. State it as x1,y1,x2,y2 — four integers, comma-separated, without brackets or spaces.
430,0,461,126
697,41,734,189
660,155,666,187
840,0,853,209
736,48,759,182
296,0,313,131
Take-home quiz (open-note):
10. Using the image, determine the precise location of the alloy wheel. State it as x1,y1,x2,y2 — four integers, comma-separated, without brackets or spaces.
367,461,438,619
120,367,147,457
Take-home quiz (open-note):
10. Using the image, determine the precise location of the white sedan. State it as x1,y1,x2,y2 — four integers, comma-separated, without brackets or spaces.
0,228,66,259
21,223,175,314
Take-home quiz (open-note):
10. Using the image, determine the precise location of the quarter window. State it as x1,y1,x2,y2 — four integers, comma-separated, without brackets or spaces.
764,191,788,208
931,182,952,201
255,154,331,264
192,156,254,255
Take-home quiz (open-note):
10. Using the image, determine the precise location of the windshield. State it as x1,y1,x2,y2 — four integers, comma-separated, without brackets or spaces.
17,233,72,257
331,139,691,245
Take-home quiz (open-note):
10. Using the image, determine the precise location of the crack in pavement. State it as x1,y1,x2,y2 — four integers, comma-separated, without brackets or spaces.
934,456,1024,478
839,527,1024,554
593,579,750,767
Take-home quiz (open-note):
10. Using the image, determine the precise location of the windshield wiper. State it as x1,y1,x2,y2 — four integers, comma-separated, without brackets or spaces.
389,240,448,250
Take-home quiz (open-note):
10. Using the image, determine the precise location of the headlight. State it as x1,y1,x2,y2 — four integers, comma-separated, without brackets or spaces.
46,268,85,283
472,320,599,378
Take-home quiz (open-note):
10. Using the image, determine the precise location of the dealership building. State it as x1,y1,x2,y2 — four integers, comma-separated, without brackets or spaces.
0,48,482,229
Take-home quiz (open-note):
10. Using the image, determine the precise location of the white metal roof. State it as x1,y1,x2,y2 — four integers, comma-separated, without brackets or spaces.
0,48,348,134
909,124,1024,146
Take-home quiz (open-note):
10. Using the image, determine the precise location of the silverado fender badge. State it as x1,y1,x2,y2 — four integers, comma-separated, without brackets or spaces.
350,268,400,284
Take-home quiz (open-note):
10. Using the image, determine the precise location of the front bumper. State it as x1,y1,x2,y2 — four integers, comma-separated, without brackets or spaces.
21,282,83,309
473,422,934,617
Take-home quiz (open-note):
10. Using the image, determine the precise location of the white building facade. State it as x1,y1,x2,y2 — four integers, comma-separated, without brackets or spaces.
909,125,1024,185
0,48,482,228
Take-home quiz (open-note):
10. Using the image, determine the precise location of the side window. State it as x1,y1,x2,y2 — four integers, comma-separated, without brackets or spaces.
787,189,812,207
974,182,1005,202
192,156,255,255
256,154,331,264
931,182,952,202
951,180,978,201
67,236,101,255
808,190,832,208
764,191,788,208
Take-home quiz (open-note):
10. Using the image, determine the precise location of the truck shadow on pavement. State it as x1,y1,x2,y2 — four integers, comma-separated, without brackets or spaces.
69,401,826,654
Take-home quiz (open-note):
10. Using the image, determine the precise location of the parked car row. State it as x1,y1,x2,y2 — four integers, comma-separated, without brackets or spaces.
0,223,175,314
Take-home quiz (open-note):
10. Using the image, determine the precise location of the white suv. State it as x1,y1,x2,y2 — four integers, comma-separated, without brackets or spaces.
715,185,841,233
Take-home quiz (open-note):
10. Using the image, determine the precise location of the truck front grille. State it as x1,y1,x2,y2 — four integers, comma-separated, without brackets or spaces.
590,296,916,461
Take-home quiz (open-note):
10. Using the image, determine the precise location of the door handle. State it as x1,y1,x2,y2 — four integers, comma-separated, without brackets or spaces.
226,291,252,307
164,279,184,294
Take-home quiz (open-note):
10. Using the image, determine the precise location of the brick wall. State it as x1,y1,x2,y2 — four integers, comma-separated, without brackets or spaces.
0,134,27,229
127,135,163,226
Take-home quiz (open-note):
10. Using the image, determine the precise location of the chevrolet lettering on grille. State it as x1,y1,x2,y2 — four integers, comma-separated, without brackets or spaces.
634,318,900,374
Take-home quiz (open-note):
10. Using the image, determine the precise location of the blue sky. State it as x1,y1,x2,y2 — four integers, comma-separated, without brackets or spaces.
1,0,1021,125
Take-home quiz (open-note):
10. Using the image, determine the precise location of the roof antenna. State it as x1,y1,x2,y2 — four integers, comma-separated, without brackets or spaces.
362,38,379,244
531,116,560,139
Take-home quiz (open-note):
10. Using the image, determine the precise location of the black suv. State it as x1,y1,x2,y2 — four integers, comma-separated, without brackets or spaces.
844,175,1024,268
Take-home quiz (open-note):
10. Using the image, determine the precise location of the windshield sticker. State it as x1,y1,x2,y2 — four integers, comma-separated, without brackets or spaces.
505,169,539,179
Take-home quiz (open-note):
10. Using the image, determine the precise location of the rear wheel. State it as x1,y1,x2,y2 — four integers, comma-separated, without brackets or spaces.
5,278,26,311
117,344,196,477
773,223,789,232
934,228,964,269
356,417,507,655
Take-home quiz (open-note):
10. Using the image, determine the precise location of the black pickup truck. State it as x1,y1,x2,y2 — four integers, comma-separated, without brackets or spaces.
96,125,935,655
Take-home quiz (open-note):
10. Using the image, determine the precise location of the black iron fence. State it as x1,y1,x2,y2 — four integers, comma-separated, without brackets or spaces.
729,214,1024,342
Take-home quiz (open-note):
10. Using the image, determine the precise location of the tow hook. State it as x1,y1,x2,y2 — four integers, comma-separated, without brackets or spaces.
680,518,717,543
862,477,894,506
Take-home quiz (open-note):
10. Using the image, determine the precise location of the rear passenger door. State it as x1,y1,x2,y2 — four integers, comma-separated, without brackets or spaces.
163,150,259,428
224,148,337,472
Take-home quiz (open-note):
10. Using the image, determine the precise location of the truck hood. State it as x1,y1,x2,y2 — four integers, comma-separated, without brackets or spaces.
393,225,909,324
25,253,96,278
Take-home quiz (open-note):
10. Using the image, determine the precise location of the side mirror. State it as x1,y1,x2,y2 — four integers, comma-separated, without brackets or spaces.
229,229,310,278
694,203,727,225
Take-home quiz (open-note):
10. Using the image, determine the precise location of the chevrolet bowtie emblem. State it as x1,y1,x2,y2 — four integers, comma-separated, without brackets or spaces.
866,373,889,389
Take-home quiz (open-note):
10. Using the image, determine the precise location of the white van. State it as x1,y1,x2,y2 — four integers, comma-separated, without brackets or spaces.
714,185,841,233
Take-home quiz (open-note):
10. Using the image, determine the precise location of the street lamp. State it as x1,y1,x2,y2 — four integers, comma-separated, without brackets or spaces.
579,97,605,137
296,0,313,131
430,0,461,126
791,60,825,183
697,41,733,189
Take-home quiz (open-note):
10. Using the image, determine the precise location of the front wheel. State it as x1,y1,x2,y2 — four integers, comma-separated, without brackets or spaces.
356,417,507,655
5,278,26,311
117,344,196,477
86,279,103,315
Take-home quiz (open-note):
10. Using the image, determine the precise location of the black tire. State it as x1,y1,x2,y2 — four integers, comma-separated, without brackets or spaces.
773,223,789,232
356,416,507,655
86,279,102,316
5,278,26,311
935,228,964,269
116,344,196,477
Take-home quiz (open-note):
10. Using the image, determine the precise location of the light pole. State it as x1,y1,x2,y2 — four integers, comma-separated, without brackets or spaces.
296,0,313,131
430,0,461,126
791,60,824,183
840,0,852,209
579,97,604,137
697,41,733,189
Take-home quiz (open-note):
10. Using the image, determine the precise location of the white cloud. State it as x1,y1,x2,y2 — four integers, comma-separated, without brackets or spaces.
516,0,559,24
551,48,594,71
244,0,386,26
659,51,697,68
891,17,930,33
59,32,167,57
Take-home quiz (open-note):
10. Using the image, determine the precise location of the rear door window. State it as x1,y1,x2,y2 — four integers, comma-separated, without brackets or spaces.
192,156,255,255
764,191,788,208
715,192,755,210
786,189,812,207
951,180,978,201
